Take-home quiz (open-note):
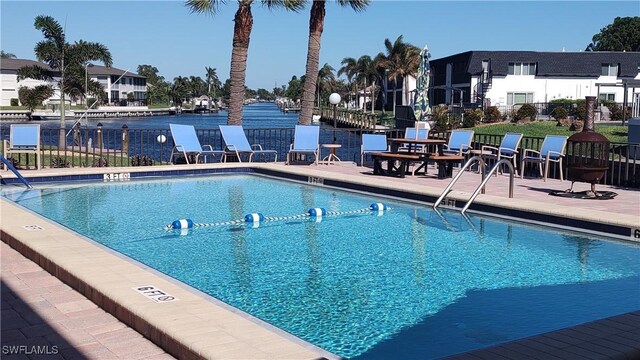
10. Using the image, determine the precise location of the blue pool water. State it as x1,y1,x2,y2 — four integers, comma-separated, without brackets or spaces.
3,174,639,359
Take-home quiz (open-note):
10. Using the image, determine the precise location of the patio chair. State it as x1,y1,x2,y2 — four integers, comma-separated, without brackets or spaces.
3,124,41,170
169,124,225,164
481,132,523,173
286,125,319,165
520,135,568,181
360,134,389,166
398,127,429,152
442,130,474,156
219,125,277,162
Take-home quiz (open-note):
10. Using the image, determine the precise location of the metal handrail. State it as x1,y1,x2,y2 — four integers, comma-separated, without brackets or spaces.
433,155,486,209
461,159,515,214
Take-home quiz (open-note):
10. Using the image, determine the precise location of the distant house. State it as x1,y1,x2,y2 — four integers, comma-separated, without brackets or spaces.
427,51,640,110
0,58,147,106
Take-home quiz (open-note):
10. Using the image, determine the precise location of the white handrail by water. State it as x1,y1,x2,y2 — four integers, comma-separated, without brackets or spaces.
461,159,515,214
433,155,486,209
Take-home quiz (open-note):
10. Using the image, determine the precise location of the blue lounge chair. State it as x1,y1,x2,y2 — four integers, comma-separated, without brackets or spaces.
442,130,474,156
520,135,568,181
481,132,523,171
360,134,389,166
219,125,277,162
4,124,41,170
169,124,225,164
286,125,319,165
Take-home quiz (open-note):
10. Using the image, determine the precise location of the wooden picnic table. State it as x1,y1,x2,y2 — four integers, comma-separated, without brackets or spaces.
388,138,447,154
371,150,465,179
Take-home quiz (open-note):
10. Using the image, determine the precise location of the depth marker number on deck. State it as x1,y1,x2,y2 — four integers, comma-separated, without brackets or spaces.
133,285,178,303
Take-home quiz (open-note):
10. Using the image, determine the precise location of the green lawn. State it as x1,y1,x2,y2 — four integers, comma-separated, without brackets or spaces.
472,121,628,143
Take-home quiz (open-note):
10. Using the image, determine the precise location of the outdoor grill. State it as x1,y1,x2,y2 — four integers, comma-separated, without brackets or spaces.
566,96,610,196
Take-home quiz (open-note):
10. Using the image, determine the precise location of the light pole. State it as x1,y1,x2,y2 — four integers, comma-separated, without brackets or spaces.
85,63,94,108
329,93,341,143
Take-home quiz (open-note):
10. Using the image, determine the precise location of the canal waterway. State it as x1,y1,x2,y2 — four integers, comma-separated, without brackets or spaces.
5,102,305,130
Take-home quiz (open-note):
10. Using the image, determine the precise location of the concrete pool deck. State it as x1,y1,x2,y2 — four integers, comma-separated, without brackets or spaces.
1,161,639,359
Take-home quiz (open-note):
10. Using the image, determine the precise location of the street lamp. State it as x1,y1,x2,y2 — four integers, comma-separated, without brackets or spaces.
85,63,94,108
329,93,341,143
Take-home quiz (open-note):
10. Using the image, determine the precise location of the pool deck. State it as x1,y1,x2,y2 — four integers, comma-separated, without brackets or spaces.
1,161,639,359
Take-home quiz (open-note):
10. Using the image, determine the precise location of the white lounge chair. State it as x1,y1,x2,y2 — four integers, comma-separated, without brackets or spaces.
169,124,225,164
4,124,41,170
219,125,277,162
286,125,320,165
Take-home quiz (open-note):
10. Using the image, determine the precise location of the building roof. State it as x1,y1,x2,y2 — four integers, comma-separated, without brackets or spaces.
0,58,144,78
87,64,144,78
432,51,640,78
0,58,54,72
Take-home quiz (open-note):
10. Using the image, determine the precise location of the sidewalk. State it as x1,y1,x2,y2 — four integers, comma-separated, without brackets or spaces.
1,242,174,360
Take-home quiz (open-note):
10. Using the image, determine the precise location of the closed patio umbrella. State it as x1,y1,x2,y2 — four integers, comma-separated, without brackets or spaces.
413,44,431,121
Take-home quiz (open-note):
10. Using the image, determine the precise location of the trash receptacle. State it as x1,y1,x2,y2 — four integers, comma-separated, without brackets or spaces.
628,118,640,160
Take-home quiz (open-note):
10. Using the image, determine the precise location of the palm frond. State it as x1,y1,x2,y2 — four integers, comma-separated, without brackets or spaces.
186,0,223,14
337,0,369,12
34,15,65,50
262,0,304,12
17,65,55,82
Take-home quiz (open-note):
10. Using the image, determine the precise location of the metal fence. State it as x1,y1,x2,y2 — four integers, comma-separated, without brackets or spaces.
2,127,638,188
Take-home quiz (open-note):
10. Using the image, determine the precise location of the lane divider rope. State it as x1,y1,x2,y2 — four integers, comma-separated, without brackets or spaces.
164,203,389,231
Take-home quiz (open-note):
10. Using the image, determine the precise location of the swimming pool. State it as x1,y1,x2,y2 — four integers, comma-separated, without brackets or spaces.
3,174,639,359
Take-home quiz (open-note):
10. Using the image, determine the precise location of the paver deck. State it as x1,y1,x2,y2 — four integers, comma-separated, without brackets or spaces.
1,242,174,360
1,161,638,359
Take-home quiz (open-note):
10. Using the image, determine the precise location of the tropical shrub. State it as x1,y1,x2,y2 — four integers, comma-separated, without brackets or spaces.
432,105,451,131
92,157,108,167
18,86,54,112
607,103,631,121
485,106,501,123
513,103,537,122
574,99,586,120
551,106,568,121
570,120,584,132
463,109,483,128
10,98,19,106
50,156,69,168
131,155,154,166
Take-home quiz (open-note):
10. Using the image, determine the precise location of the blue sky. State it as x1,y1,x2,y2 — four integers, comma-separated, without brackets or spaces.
1,1,638,90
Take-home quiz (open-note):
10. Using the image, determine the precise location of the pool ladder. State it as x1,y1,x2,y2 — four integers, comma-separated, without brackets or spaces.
433,155,514,214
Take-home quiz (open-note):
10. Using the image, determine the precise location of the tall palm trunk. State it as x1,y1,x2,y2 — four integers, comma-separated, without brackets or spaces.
59,57,66,148
370,80,375,114
228,3,253,125
298,0,325,125
392,82,397,116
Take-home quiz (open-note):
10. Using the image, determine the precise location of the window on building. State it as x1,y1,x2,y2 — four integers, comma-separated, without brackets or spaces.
507,92,534,105
508,63,536,75
599,93,615,102
601,64,618,76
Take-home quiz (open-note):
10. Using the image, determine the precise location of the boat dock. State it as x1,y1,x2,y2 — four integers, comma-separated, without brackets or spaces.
0,108,172,121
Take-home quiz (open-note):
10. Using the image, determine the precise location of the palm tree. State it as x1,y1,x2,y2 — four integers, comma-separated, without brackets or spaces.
204,66,221,108
171,76,190,106
1,50,17,59
378,35,420,115
338,57,357,109
17,15,112,147
316,63,335,107
186,0,304,125
298,0,369,125
338,55,376,110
